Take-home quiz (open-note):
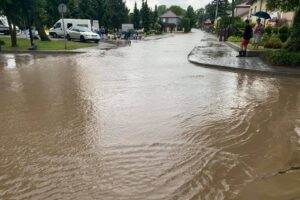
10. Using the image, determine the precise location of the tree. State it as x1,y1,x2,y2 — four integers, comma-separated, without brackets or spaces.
133,2,140,29
157,5,167,16
28,0,51,41
196,8,206,27
106,0,129,30
0,0,23,47
186,5,196,28
153,5,158,22
141,0,150,32
168,5,186,16
205,3,216,20
266,0,300,51
181,18,191,33
205,0,229,20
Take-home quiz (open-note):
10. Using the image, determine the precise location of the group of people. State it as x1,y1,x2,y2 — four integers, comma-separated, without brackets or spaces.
237,18,264,57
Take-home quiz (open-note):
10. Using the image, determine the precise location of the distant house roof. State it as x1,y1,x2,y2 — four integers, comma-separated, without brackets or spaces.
236,1,251,8
159,11,181,19
247,0,257,5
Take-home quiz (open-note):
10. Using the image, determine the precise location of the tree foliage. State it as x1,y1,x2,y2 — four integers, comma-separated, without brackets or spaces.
132,2,140,29
157,5,167,16
168,5,186,16
266,0,300,51
186,5,196,28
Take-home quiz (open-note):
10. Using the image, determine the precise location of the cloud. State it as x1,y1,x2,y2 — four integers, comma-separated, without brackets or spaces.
125,0,212,11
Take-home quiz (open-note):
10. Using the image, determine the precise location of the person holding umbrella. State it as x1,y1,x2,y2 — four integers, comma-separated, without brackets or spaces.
237,19,253,57
253,18,264,49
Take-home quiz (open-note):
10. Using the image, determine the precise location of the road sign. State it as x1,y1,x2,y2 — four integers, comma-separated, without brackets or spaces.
58,3,67,14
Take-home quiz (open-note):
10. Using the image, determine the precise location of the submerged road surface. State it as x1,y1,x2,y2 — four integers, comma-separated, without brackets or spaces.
0,30,300,200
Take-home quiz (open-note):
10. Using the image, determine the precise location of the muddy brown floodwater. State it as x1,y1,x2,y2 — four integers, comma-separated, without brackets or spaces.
0,30,300,200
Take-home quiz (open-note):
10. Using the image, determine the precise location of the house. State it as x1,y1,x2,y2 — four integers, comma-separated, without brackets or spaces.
159,11,182,32
247,0,267,22
235,1,250,20
247,0,295,26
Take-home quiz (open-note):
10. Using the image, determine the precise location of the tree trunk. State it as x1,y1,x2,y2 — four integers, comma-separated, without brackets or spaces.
35,16,50,41
7,19,17,47
288,8,300,51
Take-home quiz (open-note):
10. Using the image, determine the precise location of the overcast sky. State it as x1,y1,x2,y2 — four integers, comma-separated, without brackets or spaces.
125,0,212,11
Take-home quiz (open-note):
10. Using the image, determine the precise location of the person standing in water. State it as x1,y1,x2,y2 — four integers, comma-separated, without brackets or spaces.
237,19,253,57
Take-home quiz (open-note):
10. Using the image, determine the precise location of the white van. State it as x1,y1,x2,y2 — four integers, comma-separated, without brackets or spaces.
49,19,99,38
0,16,20,35
0,16,10,35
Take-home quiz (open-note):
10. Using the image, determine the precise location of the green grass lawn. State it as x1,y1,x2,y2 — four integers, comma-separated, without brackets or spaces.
0,36,98,51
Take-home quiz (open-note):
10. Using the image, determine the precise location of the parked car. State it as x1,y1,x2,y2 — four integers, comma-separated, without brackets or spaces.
49,19,99,38
66,26,100,43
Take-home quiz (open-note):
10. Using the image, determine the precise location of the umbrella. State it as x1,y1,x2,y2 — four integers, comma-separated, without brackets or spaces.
251,11,271,19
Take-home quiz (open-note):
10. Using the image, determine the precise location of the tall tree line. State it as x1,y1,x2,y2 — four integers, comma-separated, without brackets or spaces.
0,0,129,46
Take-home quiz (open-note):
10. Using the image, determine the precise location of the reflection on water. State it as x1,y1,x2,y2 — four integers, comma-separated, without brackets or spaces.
0,30,299,200
0,54,17,69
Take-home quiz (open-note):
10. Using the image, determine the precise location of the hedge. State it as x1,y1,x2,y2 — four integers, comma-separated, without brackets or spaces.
261,50,300,67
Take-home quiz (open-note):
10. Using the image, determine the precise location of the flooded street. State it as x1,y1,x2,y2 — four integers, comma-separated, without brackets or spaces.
0,30,300,199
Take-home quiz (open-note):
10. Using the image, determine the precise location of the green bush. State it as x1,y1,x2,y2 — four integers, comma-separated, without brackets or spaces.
273,27,279,34
262,33,270,43
264,35,282,49
279,25,289,34
279,33,289,42
228,36,242,42
278,25,290,42
264,26,272,35
182,18,191,33
262,50,300,66
234,17,245,29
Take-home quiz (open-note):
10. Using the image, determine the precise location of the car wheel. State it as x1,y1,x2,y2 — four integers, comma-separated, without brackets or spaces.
94,40,99,43
66,34,71,41
52,33,58,38
80,35,85,42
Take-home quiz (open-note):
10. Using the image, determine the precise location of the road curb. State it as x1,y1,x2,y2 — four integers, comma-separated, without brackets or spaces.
188,54,300,78
0,50,86,54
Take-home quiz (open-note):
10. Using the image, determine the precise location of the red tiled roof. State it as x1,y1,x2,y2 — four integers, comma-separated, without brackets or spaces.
159,11,181,18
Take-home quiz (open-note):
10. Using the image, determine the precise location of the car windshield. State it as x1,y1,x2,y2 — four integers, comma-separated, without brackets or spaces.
77,27,92,32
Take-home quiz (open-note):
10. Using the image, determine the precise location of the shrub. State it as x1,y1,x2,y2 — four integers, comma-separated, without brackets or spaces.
234,17,245,29
262,33,270,43
278,25,290,42
262,50,300,66
228,36,242,42
182,18,191,33
264,26,272,35
279,25,289,34
264,35,282,49
279,33,289,42
272,27,279,34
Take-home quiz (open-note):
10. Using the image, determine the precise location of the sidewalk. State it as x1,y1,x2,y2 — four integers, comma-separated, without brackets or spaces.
188,34,300,77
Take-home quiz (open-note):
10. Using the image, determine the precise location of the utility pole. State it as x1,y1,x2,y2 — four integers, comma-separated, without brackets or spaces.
215,0,219,19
